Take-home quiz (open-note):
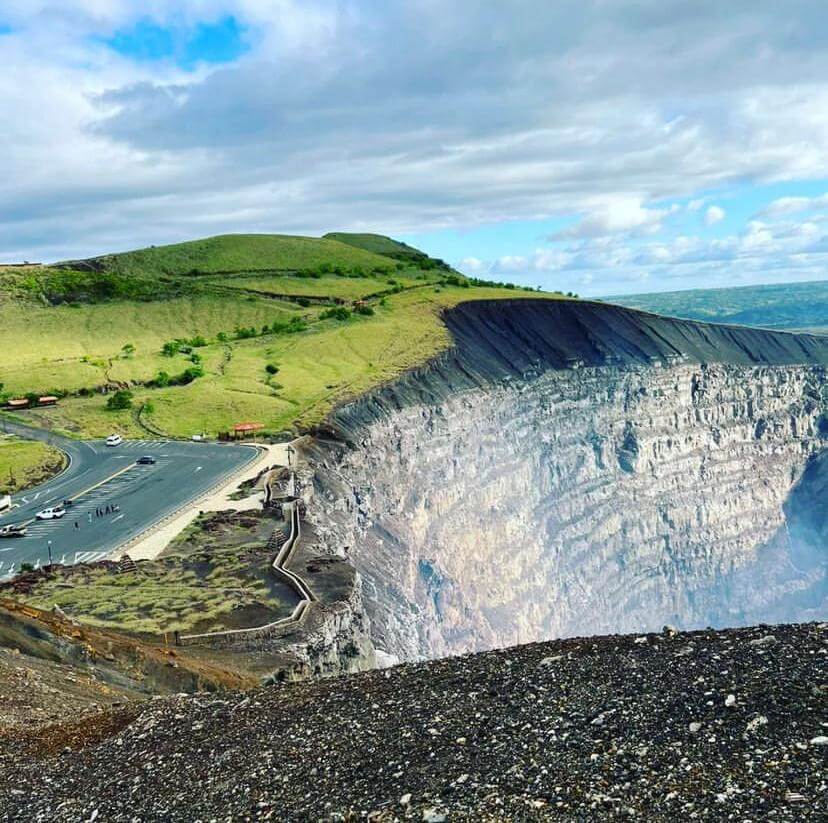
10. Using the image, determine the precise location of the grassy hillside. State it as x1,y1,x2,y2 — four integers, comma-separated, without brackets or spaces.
0,232,556,440
610,279,828,331
58,234,395,279
0,436,65,494
323,232,438,264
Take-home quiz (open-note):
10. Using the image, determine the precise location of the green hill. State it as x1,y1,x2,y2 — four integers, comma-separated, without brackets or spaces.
610,280,828,331
323,232,446,267
57,233,396,279
0,232,554,441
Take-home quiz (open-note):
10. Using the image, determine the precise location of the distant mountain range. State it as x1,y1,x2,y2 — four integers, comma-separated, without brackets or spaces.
610,279,828,331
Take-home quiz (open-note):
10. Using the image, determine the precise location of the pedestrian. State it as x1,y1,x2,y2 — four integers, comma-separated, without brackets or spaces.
74,521,79,529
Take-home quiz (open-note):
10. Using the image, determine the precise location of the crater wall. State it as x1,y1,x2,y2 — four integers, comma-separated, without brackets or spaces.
310,301,828,661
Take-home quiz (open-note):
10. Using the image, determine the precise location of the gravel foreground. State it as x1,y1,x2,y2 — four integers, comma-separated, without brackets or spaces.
1,623,825,821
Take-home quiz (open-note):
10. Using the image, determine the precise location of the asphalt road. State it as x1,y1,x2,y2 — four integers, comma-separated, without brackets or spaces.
0,420,256,579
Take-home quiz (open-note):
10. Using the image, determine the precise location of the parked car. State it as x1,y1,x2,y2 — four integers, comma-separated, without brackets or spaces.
36,506,65,520
0,494,11,513
106,434,123,447
137,455,156,465
0,523,26,538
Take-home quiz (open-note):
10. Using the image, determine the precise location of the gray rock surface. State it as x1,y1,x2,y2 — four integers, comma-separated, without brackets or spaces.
310,301,828,661
1,622,824,821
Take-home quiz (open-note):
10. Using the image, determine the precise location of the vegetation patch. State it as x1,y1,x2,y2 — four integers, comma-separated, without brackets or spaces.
11,511,299,636
0,233,567,438
0,436,65,494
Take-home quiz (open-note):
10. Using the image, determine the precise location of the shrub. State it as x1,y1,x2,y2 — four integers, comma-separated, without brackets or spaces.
152,371,171,388
121,343,135,358
177,366,204,385
161,340,180,357
320,306,351,321
216,331,228,343
354,304,374,316
296,297,311,307
265,363,280,375
106,389,133,410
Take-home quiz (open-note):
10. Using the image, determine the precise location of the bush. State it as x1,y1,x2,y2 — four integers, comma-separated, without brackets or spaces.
265,363,280,375
161,340,180,357
354,304,375,316
152,371,171,388
270,316,308,335
296,297,311,307
106,389,133,410
320,306,351,321
216,331,228,342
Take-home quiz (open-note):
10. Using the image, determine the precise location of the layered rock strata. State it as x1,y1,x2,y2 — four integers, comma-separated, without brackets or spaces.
310,301,828,661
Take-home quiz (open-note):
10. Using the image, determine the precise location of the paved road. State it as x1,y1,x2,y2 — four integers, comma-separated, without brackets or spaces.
0,420,257,580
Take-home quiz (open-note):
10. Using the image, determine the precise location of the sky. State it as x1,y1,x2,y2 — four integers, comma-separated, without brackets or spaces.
2,2,828,296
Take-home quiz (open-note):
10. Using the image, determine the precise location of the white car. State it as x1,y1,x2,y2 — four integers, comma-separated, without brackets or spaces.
106,434,123,447
36,506,65,520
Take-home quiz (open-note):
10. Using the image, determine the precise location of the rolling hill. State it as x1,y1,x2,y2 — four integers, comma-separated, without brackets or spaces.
0,232,547,440
611,279,828,331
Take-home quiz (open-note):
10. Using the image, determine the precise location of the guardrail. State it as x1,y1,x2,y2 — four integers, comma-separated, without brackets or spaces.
177,478,315,646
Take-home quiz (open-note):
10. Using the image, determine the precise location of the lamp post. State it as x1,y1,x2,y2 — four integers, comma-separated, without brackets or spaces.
47,540,53,568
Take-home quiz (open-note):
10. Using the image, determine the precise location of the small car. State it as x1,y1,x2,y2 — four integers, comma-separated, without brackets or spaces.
137,455,156,465
36,506,66,520
0,524,26,538
106,434,123,447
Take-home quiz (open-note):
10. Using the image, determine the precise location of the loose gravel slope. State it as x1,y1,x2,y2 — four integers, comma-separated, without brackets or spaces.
1,623,825,821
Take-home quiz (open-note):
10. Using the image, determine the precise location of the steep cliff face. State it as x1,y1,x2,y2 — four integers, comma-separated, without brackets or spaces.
310,301,828,662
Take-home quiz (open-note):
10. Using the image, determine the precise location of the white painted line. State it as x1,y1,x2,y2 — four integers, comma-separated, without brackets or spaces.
111,514,125,523
194,466,203,473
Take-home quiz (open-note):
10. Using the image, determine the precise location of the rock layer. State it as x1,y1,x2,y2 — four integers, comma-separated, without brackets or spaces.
311,301,828,661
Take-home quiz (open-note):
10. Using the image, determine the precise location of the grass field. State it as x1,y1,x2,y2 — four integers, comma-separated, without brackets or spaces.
16,510,296,635
63,233,396,278
0,436,66,494
1,232,556,440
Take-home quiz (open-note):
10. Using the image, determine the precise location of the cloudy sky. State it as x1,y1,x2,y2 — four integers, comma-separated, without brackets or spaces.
2,1,828,296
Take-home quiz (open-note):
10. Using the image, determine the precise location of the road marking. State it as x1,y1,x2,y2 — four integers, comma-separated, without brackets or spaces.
194,466,203,473
0,547,13,553
110,514,124,523
20,496,28,504
32,491,41,501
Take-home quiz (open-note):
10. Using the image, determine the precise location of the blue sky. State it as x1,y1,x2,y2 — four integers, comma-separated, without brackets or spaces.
100,16,249,69
2,2,828,297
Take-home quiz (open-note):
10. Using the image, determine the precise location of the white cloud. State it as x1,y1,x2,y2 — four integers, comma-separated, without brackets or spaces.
759,193,828,218
3,1,828,268
554,198,676,239
459,256,485,273
704,205,726,225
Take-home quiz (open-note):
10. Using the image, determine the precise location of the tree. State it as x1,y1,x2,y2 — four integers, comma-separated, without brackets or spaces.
121,343,135,358
265,363,279,375
106,389,133,410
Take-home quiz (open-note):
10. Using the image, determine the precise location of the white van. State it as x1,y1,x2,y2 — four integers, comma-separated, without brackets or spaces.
0,494,11,514
106,434,123,447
